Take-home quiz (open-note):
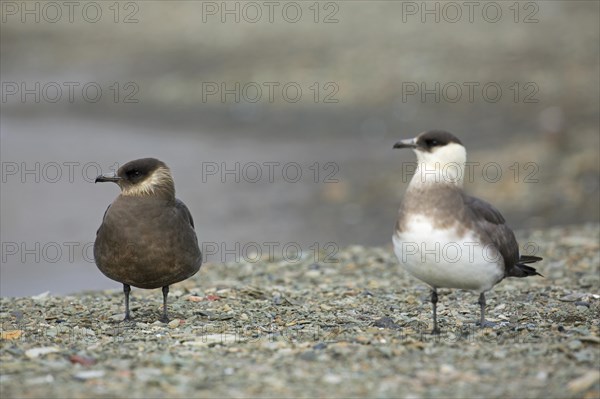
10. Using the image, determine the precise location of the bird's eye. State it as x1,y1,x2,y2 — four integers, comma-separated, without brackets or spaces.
127,169,142,178
426,139,438,147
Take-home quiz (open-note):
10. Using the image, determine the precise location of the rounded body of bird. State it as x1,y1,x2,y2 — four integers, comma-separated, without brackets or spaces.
393,184,507,292
94,195,202,289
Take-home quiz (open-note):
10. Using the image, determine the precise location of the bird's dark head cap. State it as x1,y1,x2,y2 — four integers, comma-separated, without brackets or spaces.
394,130,463,152
96,158,175,198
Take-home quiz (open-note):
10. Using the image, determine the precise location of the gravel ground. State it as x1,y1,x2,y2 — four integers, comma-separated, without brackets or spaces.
1,224,599,398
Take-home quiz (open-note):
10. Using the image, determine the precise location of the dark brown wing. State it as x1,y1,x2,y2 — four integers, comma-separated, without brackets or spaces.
174,198,202,272
175,199,195,229
96,205,111,235
462,194,520,276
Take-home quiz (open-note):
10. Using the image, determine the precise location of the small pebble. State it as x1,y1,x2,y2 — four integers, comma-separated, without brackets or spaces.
568,370,600,393
568,340,583,350
73,370,105,381
25,347,60,359
313,342,327,350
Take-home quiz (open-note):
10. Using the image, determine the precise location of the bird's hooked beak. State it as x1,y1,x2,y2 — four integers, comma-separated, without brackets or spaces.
393,137,417,149
95,173,122,184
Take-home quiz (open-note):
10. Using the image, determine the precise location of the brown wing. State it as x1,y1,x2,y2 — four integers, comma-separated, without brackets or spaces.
175,199,195,229
96,205,111,235
462,194,520,276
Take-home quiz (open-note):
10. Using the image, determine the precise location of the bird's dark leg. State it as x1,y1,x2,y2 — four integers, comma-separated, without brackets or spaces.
478,292,485,326
477,292,485,328
160,285,170,323
123,284,132,322
478,292,497,328
431,288,440,334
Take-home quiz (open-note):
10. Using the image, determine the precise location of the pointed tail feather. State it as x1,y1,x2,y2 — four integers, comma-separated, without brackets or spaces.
519,255,543,264
508,255,543,278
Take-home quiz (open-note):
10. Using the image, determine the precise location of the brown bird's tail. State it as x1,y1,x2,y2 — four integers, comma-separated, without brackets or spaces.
509,255,544,278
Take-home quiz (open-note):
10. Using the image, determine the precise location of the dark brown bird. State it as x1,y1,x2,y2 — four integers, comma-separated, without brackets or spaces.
94,158,202,322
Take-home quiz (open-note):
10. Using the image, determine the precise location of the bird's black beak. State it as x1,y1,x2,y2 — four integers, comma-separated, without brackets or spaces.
393,138,417,149
95,174,122,184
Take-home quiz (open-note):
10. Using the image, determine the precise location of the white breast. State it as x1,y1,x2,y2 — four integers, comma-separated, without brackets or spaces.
393,214,504,292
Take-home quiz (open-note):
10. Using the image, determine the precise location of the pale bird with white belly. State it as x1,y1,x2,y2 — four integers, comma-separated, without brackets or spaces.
392,130,542,334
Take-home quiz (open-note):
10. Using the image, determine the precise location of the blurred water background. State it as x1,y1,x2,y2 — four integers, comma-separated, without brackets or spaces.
1,1,598,296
